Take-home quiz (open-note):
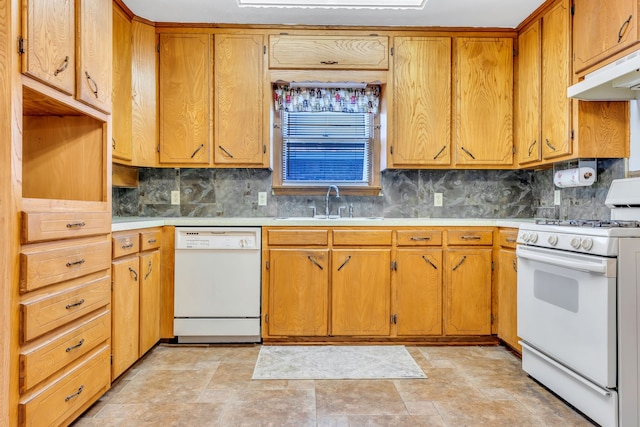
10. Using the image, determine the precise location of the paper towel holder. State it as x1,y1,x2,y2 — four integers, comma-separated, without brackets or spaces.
553,159,598,187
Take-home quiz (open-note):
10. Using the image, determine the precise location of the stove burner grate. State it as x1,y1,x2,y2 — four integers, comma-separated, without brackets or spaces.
535,219,640,228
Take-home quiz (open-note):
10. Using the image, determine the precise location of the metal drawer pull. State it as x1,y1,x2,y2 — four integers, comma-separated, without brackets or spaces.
422,255,438,270
452,256,467,271
191,143,204,158
527,140,537,157
410,236,431,241
85,71,98,98
121,242,134,249
337,256,351,271
460,146,476,159
512,258,517,272
66,222,86,228
618,15,633,43
433,145,446,160
320,60,338,65
307,255,323,270
66,259,85,267
54,55,69,76
461,235,481,240
65,299,85,310
545,138,556,151
66,338,85,352
218,145,234,158
129,267,138,281
144,261,153,280
147,239,157,244
506,237,517,243
65,385,84,402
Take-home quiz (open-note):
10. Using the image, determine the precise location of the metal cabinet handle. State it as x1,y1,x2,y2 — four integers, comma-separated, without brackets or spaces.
433,145,447,160
54,56,69,76
337,256,351,271
191,144,204,158
66,338,85,352
66,222,86,228
85,71,98,98
144,260,153,280
66,259,85,267
460,146,476,159
512,258,518,272
147,239,157,244
410,236,431,241
461,235,481,240
112,137,116,150
320,60,338,65
452,256,467,271
506,237,517,243
129,267,138,281
527,140,537,157
307,255,324,270
65,385,84,402
618,15,633,43
121,242,134,249
218,145,234,158
422,255,438,270
545,138,557,151
65,299,85,310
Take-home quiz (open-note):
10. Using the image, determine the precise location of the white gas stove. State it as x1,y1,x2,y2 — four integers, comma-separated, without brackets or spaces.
517,177,640,427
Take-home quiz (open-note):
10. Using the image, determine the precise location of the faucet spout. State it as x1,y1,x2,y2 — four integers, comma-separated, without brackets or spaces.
325,185,340,218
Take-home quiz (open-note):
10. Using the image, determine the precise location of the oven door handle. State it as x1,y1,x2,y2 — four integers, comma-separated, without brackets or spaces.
516,247,609,275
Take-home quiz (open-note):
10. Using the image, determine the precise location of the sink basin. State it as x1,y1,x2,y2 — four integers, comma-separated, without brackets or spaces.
274,216,384,221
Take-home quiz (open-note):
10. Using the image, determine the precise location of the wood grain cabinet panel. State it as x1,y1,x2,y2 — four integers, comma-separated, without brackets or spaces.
396,230,442,246
112,4,133,161
112,233,140,258
446,229,493,246
139,250,161,356
111,256,140,379
21,211,111,244
332,229,392,246
267,229,329,246
21,0,76,94
497,247,521,352
140,230,161,251
269,35,389,70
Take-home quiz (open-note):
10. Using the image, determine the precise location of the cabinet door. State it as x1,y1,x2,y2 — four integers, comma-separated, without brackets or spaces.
112,5,132,161
158,33,211,164
445,248,492,335
111,257,139,379
139,250,160,355
77,0,112,113
267,249,329,336
516,21,541,166
573,0,639,74
391,37,451,167
214,34,267,166
331,249,391,336
21,0,75,94
541,0,571,160
395,249,442,336
454,38,513,166
497,248,521,352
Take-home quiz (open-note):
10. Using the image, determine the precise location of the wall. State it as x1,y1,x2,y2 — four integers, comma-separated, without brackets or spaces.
112,159,626,219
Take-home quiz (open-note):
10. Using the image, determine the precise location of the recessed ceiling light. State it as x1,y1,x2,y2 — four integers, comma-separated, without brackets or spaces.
238,0,427,9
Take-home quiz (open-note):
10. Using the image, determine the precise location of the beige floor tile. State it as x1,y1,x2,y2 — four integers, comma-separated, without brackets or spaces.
345,414,448,427
316,380,408,416
434,399,547,426
394,368,485,402
123,402,224,426
217,389,316,426
403,400,440,416
206,361,258,389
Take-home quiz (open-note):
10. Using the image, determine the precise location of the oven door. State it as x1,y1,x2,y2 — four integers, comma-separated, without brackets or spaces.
516,245,617,388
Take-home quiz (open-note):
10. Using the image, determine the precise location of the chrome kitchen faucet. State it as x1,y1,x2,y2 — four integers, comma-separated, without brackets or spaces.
325,185,340,218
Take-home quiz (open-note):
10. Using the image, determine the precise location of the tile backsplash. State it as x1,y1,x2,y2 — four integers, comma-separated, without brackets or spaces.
112,159,626,220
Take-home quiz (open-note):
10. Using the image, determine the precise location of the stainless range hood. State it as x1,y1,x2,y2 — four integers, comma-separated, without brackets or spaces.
568,50,640,100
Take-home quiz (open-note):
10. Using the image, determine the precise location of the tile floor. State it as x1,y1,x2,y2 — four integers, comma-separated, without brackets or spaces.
72,344,596,427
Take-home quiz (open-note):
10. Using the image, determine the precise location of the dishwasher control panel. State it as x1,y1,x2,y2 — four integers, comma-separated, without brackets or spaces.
175,227,259,250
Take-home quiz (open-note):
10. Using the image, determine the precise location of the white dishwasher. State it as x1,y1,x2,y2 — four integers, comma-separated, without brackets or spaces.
174,227,261,343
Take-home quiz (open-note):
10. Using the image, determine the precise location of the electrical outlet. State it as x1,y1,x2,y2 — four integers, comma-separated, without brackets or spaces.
171,190,180,205
554,190,561,206
434,192,443,207
258,192,267,206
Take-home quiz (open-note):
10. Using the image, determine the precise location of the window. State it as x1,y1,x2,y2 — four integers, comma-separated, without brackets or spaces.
272,84,382,195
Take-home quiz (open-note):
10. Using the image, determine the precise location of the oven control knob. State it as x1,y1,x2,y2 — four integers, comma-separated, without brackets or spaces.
570,237,581,249
521,232,529,242
548,235,558,246
528,232,538,243
581,238,594,251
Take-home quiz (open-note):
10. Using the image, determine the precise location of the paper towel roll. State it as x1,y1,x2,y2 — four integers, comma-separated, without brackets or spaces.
554,167,596,188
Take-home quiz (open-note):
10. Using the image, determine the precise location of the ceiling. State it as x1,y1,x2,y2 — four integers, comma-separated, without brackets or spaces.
121,0,546,28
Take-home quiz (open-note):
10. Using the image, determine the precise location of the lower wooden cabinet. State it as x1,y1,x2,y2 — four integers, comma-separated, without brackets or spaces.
111,256,140,379
496,228,521,353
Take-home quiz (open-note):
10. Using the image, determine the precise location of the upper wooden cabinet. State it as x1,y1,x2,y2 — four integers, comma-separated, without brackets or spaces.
76,0,113,113
158,33,212,164
269,35,389,70
573,0,640,74
389,37,451,168
515,21,541,165
112,4,133,162
21,0,76,95
214,34,268,167
454,37,514,167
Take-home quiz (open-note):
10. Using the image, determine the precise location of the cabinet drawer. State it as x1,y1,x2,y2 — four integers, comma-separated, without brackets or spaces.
498,229,519,249
21,211,111,244
269,35,389,70
446,230,493,246
397,230,442,246
267,229,329,246
112,233,140,258
333,230,392,246
21,273,111,342
20,308,110,393
19,344,110,427
140,229,161,251
20,236,111,293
